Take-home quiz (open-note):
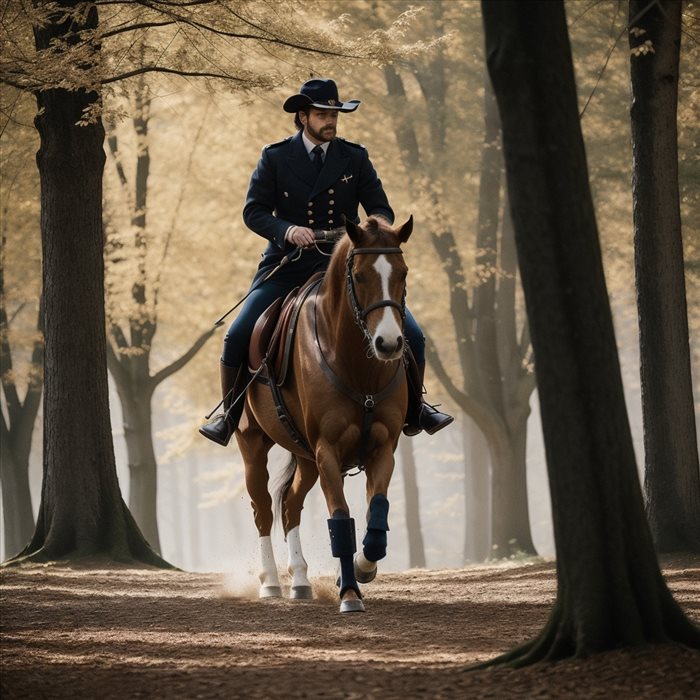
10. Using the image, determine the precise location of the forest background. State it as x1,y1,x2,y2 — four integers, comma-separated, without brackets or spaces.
1,0,698,577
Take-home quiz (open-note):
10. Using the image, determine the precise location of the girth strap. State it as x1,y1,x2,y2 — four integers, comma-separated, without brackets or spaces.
266,369,314,458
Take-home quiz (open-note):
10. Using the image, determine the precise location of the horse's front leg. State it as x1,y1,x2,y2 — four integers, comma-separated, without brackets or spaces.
283,456,318,600
236,422,281,598
355,442,396,584
316,443,364,613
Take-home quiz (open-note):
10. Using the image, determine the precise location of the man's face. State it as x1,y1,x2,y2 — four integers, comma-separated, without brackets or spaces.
301,108,339,143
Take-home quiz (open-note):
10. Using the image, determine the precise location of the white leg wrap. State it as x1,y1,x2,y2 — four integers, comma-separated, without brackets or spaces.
259,536,281,588
286,526,311,588
355,551,377,573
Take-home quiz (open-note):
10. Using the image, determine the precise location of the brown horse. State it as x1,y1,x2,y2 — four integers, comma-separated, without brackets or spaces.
235,215,413,613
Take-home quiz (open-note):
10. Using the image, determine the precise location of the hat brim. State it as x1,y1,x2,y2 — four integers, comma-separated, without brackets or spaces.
283,95,360,113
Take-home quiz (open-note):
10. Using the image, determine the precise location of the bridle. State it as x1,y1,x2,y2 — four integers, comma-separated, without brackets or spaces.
345,246,407,344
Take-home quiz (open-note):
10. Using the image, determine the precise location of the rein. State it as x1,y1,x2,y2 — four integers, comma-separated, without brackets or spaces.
212,227,346,328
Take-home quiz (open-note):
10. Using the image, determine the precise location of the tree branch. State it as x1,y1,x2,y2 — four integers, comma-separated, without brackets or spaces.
423,329,468,410
101,20,176,39
106,337,130,388
101,65,249,84
101,1,365,59
109,322,129,349
150,326,217,388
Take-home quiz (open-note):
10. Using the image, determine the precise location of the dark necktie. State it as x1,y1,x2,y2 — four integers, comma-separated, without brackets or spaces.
312,145,324,172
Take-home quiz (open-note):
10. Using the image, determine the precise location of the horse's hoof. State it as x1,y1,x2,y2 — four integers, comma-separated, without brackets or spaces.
259,585,282,598
355,567,377,584
340,598,365,613
291,585,313,600
354,554,377,583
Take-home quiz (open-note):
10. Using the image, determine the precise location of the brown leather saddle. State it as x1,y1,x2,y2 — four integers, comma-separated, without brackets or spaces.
248,272,324,385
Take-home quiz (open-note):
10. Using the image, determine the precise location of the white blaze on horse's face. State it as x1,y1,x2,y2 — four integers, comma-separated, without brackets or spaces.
370,254,405,361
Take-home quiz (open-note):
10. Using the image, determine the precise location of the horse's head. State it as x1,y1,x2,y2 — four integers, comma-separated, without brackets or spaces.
344,215,413,362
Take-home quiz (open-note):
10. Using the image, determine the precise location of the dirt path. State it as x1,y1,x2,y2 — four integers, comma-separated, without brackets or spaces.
2,557,699,699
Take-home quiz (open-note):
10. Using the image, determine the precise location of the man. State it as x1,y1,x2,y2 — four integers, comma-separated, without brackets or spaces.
200,78,452,446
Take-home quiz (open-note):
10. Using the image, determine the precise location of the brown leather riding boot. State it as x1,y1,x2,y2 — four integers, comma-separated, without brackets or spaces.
199,362,248,446
403,352,454,437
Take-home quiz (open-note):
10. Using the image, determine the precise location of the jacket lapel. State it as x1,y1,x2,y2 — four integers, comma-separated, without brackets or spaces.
309,139,350,200
286,131,317,188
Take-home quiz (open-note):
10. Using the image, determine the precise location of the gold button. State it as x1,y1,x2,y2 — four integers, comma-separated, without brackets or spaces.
307,210,313,215
329,199,335,205
308,202,313,207
328,209,334,214
328,189,335,194
329,219,334,224
309,219,314,224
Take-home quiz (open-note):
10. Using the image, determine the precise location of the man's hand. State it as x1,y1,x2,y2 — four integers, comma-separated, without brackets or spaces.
287,226,316,248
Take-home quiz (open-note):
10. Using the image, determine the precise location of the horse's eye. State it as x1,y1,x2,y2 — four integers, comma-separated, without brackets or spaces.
354,272,365,284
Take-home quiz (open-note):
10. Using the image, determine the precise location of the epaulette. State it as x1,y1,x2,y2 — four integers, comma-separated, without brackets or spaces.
336,136,367,150
263,136,292,150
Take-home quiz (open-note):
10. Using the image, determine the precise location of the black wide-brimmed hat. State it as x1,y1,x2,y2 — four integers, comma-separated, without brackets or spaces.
283,79,360,113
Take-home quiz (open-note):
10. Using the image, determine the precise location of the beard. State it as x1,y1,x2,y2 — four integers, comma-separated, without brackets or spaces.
306,122,336,143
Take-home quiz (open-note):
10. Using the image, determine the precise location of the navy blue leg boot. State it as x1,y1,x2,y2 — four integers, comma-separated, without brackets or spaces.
327,511,364,613
363,494,390,562
354,494,390,584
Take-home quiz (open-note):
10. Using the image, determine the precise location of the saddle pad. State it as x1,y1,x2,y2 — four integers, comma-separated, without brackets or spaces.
248,272,323,384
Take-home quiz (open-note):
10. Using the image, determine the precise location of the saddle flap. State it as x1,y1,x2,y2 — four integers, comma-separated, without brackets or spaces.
248,272,324,385
248,296,286,374
276,272,324,384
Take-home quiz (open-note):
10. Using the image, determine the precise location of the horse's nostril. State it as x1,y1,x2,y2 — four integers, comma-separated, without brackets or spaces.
376,336,385,351
396,336,404,350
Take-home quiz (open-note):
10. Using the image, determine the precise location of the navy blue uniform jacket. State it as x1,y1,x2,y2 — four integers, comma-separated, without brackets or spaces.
243,131,394,285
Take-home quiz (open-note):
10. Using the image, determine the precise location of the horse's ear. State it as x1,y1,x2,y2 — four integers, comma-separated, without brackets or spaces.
345,217,361,243
397,215,413,243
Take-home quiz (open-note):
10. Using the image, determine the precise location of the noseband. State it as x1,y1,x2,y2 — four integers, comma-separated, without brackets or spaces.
345,247,406,341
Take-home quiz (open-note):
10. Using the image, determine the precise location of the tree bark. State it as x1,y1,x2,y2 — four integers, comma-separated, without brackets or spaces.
482,0,700,662
9,1,168,567
399,437,426,568
629,0,700,553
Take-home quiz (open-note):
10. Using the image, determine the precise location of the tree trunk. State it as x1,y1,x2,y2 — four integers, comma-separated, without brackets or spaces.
120,387,160,553
506,414,534,554
629,0,700,553
0,290,41,558
0,442,35,559
481,0,699,663
497,204,537,556
11,1,168,567
399,437,426,568
464,416,490,562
